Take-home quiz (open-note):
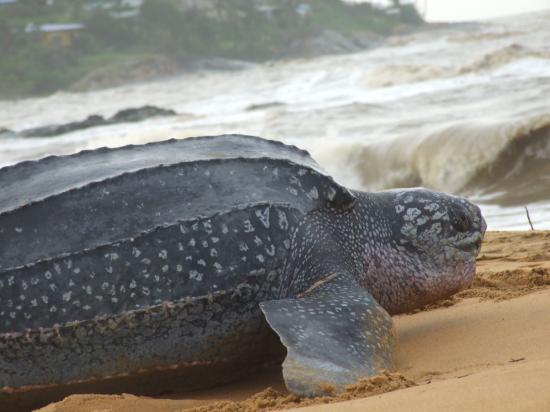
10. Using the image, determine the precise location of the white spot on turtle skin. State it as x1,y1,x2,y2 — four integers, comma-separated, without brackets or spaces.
404,208,421,222
178,242,184,251
308,187,319,200
221,224,229,234
278,210,289,230
239,242,249,252
203,221,213,233
8,276,14,286
283,239,291,249
109,253,119,261
416,215,429,226
326,186,337,201
210,248,218,257
289,187,298,196
129,280,137,289
256,254,265,263
244,220,255,233
211,237,220,244
401,222,418,237
62,291,72,302
31,299,38,307
395,204,405,213
204,170,211,177
132,247,142,258
142,287,150,296
54,264,61,274
176,265,183,272
424,203,439,212
159,250,168,259
197,259,206,266
188,238,196,247
403,194,414,204
41,296,49,304
179,225,188,234
185,256,193,261
214,262,223,271
202,240,208,248
265,244,276,256
189,270,203,281
15,227,23,233
74,267,81,274
298,169,307,176
425,222,442,236
105,266,113,274
162,265,169,273
255,207,270,228
254,236,263,246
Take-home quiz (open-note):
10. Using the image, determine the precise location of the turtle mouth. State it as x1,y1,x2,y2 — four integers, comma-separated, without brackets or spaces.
454,216,486,254
455,233,483,253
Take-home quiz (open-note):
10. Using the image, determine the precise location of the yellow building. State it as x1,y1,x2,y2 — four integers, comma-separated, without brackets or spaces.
26,23,85,48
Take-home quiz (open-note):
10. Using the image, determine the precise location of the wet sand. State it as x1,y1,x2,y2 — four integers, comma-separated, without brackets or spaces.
37,231,550,412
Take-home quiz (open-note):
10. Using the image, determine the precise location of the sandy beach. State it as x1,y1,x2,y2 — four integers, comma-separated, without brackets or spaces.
34,230,550,412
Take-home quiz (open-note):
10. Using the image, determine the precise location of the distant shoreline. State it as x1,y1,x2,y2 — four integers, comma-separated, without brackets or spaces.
0,0,426,100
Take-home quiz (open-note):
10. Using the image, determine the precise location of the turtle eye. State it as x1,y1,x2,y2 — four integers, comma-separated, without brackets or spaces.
450,208,471,232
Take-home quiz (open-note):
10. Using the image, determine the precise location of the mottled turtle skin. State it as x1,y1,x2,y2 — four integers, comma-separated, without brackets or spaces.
0,135,486,409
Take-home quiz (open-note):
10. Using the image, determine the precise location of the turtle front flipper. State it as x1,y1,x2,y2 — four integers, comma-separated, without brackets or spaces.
259,273,395,397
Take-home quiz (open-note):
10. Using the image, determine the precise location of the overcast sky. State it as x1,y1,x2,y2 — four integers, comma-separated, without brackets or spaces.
419,0,550,21
347,0,550,21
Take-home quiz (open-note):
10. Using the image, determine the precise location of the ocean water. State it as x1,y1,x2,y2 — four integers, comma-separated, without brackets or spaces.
1,11,549,230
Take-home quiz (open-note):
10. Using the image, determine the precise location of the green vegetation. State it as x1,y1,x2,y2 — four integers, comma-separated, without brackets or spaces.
0,0,423,99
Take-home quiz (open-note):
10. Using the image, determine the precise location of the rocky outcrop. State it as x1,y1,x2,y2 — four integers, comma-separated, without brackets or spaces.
21,106,176,138
283,30,384,58
71,55,181,92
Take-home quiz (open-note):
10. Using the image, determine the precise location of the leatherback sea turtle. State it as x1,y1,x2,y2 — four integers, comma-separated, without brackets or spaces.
0,135,485,408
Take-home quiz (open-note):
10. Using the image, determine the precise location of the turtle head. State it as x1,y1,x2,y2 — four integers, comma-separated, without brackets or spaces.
363,188,486,313
390,187,485,257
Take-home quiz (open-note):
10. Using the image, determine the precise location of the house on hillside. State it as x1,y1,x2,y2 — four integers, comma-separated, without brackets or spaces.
85,0,143,18
25,23,85,48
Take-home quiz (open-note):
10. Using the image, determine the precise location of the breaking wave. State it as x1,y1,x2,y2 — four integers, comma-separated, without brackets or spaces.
315,115,550,206
363,44,550,87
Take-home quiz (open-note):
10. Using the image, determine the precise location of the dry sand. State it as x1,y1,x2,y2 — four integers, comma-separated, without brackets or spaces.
37,231,550,412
